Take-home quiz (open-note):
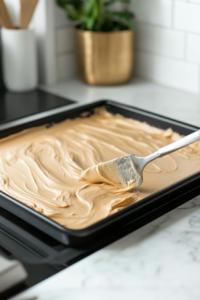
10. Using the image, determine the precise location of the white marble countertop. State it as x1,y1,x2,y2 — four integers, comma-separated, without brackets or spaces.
41,77,200,126
11,78,200,300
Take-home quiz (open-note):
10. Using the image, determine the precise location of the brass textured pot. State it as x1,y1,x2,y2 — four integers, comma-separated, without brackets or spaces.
75,29,134,85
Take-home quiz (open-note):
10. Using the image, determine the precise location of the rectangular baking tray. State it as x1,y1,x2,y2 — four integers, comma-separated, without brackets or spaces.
1,100,200,246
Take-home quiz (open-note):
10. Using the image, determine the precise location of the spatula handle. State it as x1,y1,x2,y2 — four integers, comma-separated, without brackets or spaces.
146,130,200,164
0,0,14,29
159,130,200,156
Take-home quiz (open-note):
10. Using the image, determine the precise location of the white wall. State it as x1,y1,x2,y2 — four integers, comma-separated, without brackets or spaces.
54,5,76,82
132,0,200,94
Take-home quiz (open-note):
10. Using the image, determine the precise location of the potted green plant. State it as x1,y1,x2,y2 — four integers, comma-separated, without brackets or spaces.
56,0,134,85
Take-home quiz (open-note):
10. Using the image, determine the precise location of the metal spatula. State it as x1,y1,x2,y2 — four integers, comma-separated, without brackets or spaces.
83,129,200,190
20,0,39,29
0,0,14,29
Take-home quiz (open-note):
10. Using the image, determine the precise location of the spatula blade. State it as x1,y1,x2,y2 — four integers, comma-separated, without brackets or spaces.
20,0,39,29
81,154,144,191
101,154,143,190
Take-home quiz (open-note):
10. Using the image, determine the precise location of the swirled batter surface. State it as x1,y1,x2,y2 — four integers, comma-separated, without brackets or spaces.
0,108,200,229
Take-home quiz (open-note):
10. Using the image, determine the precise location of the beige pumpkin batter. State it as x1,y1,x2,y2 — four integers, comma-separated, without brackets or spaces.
0,108,200,229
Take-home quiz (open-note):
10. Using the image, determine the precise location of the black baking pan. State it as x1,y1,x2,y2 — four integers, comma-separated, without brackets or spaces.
1,100,200,246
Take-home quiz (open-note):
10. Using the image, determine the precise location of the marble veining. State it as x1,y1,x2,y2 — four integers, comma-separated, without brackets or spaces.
11,195,200,300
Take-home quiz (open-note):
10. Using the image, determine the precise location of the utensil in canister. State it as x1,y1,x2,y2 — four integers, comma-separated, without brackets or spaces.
0,0,14,29
2,27,38,92
20,0,39,29
83,130,200,190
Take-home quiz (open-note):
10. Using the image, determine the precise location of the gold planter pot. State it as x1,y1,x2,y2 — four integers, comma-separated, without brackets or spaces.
75,29,134,86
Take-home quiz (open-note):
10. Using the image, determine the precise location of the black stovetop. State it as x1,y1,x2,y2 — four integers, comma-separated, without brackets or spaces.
0,88,74,124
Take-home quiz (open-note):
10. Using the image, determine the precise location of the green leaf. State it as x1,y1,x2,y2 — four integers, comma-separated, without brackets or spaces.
104,0,131,6
108,11,135,20
56,0,134,32
56,0,83,10
104,0,116,6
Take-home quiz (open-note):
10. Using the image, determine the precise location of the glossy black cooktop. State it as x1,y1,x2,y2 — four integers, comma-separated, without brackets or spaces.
0,88,75,124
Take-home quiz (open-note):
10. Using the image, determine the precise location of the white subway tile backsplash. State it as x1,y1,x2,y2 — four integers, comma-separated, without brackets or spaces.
186,34,200,63
55,5,73,28
55,3,76,81
136,24,185,59
52,0,200,95
57,53,77,81
174,2,200,34
131,0,172,27
135,52,199,94
56,27,75,54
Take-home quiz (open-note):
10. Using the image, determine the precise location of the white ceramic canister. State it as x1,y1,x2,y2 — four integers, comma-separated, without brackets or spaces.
1,28,38,92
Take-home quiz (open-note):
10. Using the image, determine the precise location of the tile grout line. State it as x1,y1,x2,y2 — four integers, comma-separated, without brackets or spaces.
171,0,174,29
135,49,199,66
